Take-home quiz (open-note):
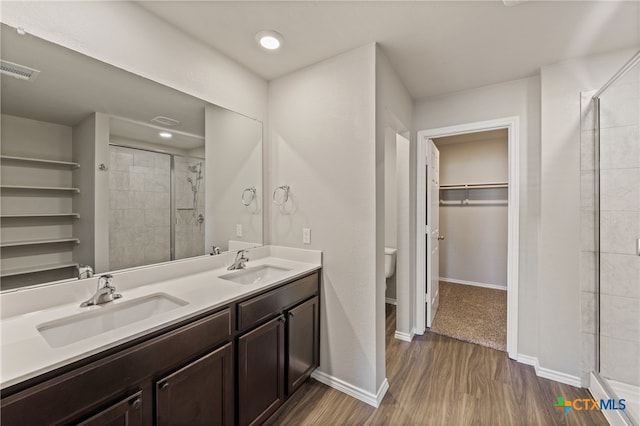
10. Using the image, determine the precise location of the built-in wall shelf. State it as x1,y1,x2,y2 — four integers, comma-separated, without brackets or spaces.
0,185,80,193
0,238,80,248
0,155,80,168
0,262,79,278
0,213,80,219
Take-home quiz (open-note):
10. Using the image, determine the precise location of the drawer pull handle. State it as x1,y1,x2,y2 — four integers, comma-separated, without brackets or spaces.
130,397,142,410
159,381,169,390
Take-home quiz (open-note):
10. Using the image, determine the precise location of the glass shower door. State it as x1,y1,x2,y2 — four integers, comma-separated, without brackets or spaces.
596,55,640,425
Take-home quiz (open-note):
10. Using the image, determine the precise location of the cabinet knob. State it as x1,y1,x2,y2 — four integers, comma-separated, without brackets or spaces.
159,381,169,390
278,316,285,323
130,397,142,410
289,312,295,318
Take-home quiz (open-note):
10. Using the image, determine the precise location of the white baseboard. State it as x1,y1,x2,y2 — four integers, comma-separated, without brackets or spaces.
311,370,388,407
439,277,507,291
394,329,414,342
385,297,397,305
589,372,632,426
517,354,581,387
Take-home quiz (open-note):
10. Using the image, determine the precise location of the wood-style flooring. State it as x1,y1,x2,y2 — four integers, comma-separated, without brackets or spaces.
265,304,607,426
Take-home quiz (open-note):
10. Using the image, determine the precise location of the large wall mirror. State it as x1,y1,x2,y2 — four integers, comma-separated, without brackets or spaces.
0,23,263,291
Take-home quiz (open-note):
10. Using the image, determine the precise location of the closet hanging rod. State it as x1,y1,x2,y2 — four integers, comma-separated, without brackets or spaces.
440,182,508,190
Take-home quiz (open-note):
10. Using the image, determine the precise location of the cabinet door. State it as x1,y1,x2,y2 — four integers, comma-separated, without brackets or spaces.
156,343,233,426
238,316,285,426
287,296,319,394
77,391,143,426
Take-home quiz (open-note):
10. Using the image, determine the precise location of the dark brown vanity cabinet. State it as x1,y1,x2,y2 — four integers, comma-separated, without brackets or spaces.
286,296,319,395
156,343,234,426
77,391,144,426
1,308,233,426
0,270,320,426
236,272,320,426
237,317,286,426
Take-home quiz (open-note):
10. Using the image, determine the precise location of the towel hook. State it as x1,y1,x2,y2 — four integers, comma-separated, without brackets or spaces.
273,185,290,206
242,187,256,206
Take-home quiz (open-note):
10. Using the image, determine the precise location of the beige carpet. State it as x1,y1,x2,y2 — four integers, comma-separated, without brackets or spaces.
429,281,507,351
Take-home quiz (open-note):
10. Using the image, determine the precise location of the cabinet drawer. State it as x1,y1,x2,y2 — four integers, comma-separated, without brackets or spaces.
1,308,231,426
237,272,318,332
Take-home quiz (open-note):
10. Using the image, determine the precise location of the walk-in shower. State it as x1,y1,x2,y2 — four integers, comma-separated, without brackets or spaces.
585,50,639,425
108,145,206,271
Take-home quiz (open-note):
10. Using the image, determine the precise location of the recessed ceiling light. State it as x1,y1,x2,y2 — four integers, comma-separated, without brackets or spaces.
256,30,283,51
159,131,172,139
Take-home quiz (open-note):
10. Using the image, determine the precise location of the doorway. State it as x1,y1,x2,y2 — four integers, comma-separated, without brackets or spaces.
429,130,508,351
416,117,520,359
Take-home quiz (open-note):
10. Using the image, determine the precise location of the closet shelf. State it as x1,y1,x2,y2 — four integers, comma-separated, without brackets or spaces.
0,155,80,168
0,262,79,278
0,185,80,193
0,213,80,219
0,238,80,248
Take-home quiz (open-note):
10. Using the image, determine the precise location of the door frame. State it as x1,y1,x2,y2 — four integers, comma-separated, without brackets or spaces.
416,116,519,359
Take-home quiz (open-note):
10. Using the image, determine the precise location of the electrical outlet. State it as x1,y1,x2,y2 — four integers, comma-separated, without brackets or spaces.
303,228,311,245
236,224,243,237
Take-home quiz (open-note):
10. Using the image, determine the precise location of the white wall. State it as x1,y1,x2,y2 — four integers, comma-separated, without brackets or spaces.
414,76,541,356
269,44,381,398
539,47,638,378
436,136,508,288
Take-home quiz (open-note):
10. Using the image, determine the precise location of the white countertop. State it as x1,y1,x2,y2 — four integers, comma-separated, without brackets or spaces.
0,245,321,389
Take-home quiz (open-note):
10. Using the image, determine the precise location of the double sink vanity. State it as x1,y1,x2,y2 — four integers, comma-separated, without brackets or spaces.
0,245,322,425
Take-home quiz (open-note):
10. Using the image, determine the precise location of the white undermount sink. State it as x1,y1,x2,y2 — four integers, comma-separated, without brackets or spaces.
218,265,291,285
37,293,188,348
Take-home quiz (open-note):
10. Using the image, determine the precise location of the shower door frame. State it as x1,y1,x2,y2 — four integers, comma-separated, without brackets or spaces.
589,49,640,426
109,143,205,264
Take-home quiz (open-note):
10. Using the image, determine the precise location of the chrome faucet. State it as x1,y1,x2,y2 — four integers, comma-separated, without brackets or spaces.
227,249,249,270
80,274,122,307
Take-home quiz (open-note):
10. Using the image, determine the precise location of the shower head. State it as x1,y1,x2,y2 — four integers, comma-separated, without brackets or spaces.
187,177,193,183
188,163,202,173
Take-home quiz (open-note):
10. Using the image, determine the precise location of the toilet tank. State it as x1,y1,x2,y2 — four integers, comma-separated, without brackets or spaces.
384,247,397,279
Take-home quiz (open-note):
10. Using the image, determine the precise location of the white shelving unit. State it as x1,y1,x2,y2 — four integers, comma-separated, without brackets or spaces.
0,262,80,278
0,185,80,193
0,136,83,287
0,155,80,168
1,213,80,219
0,238,80,248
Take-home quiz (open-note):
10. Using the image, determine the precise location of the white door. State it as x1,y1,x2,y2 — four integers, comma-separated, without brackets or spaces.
426,139,441,327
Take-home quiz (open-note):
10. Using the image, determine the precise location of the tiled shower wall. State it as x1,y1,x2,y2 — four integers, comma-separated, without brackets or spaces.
580,65,640,389
174,156,206,259
109,146,171,270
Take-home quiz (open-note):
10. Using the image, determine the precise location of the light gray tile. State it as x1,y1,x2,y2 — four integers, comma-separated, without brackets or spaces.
112,151,133,171
599,79,640,129
123,244,146,269
581,251,597,293
110,190,129,210
600,168,640,212
581,130,595,171
581,171,595,210
133,151,155,168
581,209,596,252
601,294,640,341
600,336,640,386
601,211,640,255
600,125,640,170
582,291,597,334
109,209,125,229
123,209,145,228
581,92,597,131
581,332,596,375
154,193,170,209
601,253,640,299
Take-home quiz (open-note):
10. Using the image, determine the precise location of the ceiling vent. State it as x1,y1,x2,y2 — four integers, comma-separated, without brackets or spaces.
151,116,180,127
0,60,40,81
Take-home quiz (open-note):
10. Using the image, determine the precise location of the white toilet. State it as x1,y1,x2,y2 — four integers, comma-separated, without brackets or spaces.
384,247,397,279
